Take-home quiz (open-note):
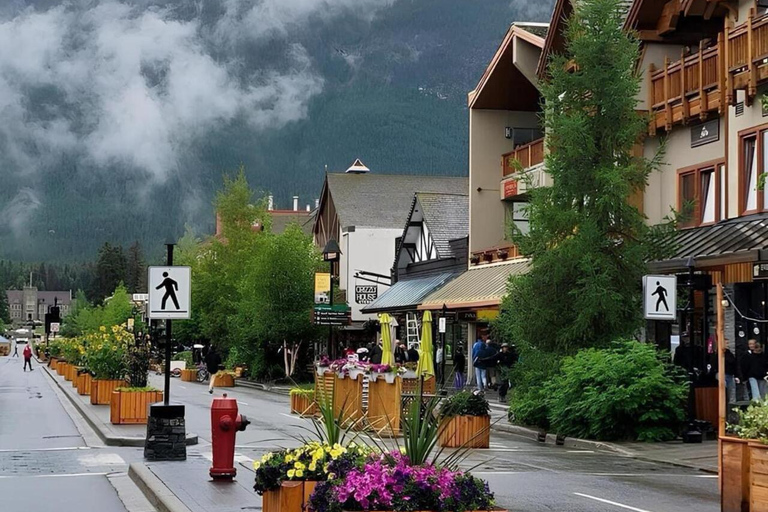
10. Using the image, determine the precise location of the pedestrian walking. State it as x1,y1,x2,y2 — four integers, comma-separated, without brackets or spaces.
472,333,490,392
12,342,19,357
741,339,767,401
22,344,33,371
206,347,222,394
496,343,518,403
453,346,466,389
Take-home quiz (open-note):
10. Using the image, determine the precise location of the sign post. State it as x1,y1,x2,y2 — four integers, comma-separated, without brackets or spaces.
643,275,677,320
144,245,191,462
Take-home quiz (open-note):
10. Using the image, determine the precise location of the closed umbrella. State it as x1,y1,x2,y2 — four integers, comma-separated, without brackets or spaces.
379,313,394,365
416,310,434,377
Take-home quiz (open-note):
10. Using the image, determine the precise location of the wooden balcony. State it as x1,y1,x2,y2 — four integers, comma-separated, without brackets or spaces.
501,137,545,177
649,9,768,133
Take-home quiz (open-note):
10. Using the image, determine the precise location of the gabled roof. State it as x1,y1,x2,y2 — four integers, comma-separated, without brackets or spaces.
537,0,634,78
321,174,468,230
270,210,315,235
468,23,546,110
415,193,469,259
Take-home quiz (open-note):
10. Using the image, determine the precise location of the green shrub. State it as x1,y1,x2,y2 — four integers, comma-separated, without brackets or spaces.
290,387,314,398
115,386,160,393
440,391,490,418
732,401,768,443
545,340,686,442
508,351,560,429
174,351,195,370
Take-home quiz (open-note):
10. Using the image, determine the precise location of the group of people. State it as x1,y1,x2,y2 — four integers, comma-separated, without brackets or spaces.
471,333,518,401
718,339,768,403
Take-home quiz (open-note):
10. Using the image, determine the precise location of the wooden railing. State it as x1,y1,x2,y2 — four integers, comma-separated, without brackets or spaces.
649,9,768,133
501,137,545,177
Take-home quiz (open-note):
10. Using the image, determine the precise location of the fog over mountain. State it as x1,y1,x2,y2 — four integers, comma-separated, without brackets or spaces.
0,0,553,261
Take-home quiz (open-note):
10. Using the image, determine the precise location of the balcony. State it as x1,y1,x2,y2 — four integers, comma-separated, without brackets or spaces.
501,137,544,177
649,9,768,133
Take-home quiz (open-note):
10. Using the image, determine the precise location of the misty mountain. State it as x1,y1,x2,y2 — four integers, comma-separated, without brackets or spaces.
0,0,553,262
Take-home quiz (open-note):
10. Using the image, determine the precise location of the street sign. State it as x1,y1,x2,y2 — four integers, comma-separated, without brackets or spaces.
50,322,60,333
438,317,446,334
148,266,191,320
132,293,149,302
313,304,351,326
643,275,677,320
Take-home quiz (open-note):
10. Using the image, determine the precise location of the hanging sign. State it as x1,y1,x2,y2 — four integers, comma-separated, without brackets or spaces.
355,285,378,305
690,119,719,148
314,273,331,304
643,275,677,320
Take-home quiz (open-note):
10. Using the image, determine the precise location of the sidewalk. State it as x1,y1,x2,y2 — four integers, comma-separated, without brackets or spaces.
41,362,198,447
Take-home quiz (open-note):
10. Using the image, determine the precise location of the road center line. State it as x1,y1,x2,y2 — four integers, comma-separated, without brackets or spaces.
574,492,654,512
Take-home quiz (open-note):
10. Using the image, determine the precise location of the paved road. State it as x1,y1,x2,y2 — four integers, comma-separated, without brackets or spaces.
153,375,720,512
0,351,146,512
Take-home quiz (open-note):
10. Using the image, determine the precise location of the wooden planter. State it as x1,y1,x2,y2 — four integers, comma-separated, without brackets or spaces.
439,415,491,448
212,372,235,388
69,365,80,385
333,374,363,426
262,480,318,512
55,361,66,375
750,442,768,512
48,356,57,368
76,372,92,396
367,377,402,436
180,368,197,382
290,393,317,416
90,379,126,405
722,436,752,512
401,376,436,395
110,390,163,424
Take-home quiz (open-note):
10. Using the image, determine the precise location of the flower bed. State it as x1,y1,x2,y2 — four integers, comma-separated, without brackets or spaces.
439,391,491,448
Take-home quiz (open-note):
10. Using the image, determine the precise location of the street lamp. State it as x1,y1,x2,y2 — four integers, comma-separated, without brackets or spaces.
322,240,342,359
683,256,703,443
440,303,448,390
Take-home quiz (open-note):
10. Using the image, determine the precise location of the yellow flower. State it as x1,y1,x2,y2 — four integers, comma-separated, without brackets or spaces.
112,346,117,351
97,345,103,350
294,462,305,471
285,454,294,463
99,326,107,333
294,469,304,478
308,462,316,472
287,469,295,478
253,461,261,470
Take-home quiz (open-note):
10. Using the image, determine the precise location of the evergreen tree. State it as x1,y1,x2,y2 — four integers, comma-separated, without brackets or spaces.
125,241,147,293
0,279,10,325
93,243,127,303
501,0,667,355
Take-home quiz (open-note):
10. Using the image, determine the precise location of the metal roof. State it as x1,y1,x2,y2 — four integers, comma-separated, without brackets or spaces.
649,214,768,271
326,173,468,230
360,271,460,314
419,258,530,310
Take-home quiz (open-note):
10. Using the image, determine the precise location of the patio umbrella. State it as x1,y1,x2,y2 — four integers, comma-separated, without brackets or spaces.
379,313,394,365
416,310,434,377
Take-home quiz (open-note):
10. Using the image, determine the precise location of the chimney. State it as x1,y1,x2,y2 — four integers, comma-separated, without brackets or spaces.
306,204,310,212
268,195,274,211
293,195,299,211
345,158,370,174
315,198,319,209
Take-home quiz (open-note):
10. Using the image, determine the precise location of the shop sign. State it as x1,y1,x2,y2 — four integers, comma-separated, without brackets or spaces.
355,285,378,305
503,179,519,199
753,262,768,280
457,312,477,322
690,119,719,148
477,309,499,321
314,273,331,304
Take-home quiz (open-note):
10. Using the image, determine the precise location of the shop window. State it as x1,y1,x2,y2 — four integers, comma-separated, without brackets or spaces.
678,162,724,228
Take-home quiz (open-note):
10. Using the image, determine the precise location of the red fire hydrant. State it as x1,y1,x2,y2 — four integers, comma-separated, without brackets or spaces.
210,393,250,480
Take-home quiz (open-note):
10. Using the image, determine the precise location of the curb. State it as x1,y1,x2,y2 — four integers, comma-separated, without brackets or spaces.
42,364,198,447
234,379,291,395
129,463,193,512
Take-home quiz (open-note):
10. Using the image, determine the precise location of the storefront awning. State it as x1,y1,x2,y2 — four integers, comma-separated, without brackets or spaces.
360,271,460,314
418,258,530,310
649,214,768,272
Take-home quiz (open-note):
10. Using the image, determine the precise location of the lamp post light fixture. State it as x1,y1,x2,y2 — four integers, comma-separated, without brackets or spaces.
322,240,342,358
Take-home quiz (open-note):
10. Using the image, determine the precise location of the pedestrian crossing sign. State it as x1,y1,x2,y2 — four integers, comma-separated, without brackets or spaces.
643,275,677,320
148,266,191,320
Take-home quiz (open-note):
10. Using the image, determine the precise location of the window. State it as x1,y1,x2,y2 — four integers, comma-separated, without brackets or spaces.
505,201,529,235
678,161,725,228
744,135,757,212
737,125,768,214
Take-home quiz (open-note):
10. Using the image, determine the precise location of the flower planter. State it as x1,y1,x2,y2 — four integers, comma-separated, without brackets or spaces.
721,436,751,512
180,368,197,382
76,372,92,396
401,376,436,395
56,361,67,376
212,372,235,388
348,368,365,380
315,366,330,376
367,376,402,436
749,442,768,512
333,373,363,426
290,393,317,417
439,415,491,448
110,390,163,424
90,379,126,405
71,366,83,387
370,371,397,384
48,356,57,368
262,480,318,512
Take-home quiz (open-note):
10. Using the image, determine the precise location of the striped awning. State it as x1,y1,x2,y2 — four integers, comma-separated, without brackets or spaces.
360,271,460,314
419,258,530,310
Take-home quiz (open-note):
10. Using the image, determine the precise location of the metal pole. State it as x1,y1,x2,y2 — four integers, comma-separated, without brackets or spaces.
164,244,174,406
683,259,702,442
328,260,334,359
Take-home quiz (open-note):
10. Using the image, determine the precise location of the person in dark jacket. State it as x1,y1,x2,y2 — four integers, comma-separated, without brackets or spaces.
496,343,518,403
741,339,767,401
395,343,407,364
369,341,383,365
709,339,741,404
453,346,466,389
407,345,420,363
206,347,222,394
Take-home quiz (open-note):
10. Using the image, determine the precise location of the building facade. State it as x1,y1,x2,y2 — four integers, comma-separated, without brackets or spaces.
6,287,72,324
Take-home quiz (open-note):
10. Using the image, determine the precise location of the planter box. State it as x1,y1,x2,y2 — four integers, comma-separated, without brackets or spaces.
290,393,317,416
180,368,197,382
333,374,363,426
367,377,402,436
70,366,83,387
722,436,751,512
262,480,318,512
48,357,57,368
90,379,126,405
76,372,92,396
750,442,768,512
439,415,491,448
110,390,163,424
401,376,435,395
212,372,235,388
56,361,67,376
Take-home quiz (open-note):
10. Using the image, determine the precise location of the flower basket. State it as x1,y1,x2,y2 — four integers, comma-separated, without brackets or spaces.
76,371,92,396
347,368,365,380
110,389,163,425
90,379,126,405
180,368,197,382
439,415,491,448
369,371,397,384
262,480,318,512
48,356,57,368
212,372,235,388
